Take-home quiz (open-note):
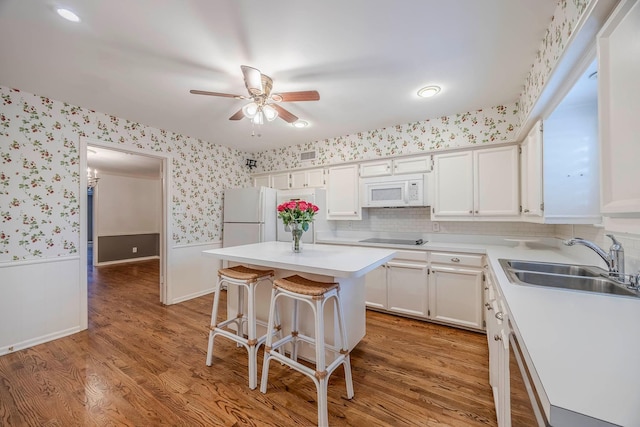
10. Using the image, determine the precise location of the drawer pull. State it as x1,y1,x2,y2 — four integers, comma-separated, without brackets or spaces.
495,312,504,321
451,257,460,263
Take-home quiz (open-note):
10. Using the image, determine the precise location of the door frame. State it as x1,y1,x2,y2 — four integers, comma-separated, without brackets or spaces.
79,136,172,328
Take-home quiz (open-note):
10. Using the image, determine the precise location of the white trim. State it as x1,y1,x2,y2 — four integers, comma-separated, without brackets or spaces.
0,326,83,356
80,136,172,305
0,255,80,268
95,255,160,267
172,241,222,249
170,287,215,305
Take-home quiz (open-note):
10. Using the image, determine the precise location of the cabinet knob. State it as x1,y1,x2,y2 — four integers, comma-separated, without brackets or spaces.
524,209,530,213
495,312,504,321
469,210,473,214
484,286,489,290
475,210,479,214
451,257,460,263
494,334,502,341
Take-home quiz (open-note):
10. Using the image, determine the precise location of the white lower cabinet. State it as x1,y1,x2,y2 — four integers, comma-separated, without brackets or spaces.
387,260,429,317
485,267,508,426
364,249,485,331
428,252,484,330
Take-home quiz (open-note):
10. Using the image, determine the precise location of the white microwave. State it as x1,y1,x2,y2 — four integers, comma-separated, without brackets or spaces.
361,173,430,208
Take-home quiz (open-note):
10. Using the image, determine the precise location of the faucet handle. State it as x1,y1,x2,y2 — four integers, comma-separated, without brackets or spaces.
606,234,622,248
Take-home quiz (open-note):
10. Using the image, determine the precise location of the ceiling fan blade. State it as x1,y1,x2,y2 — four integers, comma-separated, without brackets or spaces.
272,91,320,102
272,104,298,123
241,65,264,96
229,109,245,120
190,89,246,99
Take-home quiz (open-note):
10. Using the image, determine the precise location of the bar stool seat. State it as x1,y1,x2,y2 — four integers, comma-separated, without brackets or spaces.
260,274,354,426
206,265,281,390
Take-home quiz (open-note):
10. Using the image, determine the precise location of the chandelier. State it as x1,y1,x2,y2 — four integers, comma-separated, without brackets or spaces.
87,167,99,189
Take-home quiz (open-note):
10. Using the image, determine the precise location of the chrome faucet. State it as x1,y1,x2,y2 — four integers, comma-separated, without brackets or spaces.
564,234,625,282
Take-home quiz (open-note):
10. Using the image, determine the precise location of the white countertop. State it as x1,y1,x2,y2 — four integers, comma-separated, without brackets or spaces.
202,241,396,278
317,233,640,427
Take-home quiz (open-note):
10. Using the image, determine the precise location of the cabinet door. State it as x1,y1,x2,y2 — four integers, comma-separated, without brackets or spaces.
599,1,640,217
306,168,325,188
326,164,361,220
365,265,387,309
520,121,543,217
360,160,392,177
387,261,428,317
394,155,432,174
271,172,290,190
253,175,270,188
433,151,474,217
474,145,520,216
428,265,483,329
290,170,306,189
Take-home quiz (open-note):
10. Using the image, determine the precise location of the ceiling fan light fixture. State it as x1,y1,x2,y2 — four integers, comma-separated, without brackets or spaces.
242,102,259,118
252,111,264,125
293,120,308,128
262,104,278,122
417,85,441,98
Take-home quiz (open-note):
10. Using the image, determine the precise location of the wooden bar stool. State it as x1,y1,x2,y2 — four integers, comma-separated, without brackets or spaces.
206,265,281,390
260,275,354,426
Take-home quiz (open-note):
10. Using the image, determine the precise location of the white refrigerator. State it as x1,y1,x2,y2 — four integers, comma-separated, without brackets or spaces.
222,187,277,247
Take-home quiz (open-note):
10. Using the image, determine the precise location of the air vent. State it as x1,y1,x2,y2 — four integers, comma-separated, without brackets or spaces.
300,151,316,162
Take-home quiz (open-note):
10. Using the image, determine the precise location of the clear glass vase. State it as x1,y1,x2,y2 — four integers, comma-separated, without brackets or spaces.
290,222,304,253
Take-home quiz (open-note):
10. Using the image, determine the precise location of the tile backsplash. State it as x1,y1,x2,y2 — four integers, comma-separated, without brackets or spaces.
337,208,557,237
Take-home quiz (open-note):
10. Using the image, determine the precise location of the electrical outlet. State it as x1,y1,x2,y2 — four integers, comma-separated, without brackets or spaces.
132,247,138,253
432,222,440,232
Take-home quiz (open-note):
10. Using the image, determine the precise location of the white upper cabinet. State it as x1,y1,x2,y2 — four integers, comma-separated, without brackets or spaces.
474,145,519,217
326,164,361,220
290,168,325,189
393,155,432,175
432,146,519,220
433,151,474,217
360,160,393,178
520,121,543,217
252,175,270,188
270,172,290,190
598,0,640,230
360,155,432,178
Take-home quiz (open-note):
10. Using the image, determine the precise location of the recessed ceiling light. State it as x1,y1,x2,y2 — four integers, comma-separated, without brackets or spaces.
56,8,80,22
293,121,308,128
417,85,441,98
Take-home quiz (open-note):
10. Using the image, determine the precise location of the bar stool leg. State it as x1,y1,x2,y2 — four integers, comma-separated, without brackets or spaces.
206,277,224,366
260,286,279,393
247,282,258,389
314,297,329,427
334,292,354,398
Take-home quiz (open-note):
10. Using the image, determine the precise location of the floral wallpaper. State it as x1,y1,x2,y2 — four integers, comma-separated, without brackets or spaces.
254,104,519,172
517,0,593,125
0,86,250,262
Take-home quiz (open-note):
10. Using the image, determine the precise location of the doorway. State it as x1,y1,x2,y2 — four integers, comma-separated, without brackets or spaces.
80,137,170,318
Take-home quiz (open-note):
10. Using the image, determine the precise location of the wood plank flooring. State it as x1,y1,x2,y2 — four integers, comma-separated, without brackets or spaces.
0,259,497,426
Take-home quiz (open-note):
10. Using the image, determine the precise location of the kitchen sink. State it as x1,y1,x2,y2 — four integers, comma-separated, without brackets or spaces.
499,259,640,298
502,259,604,277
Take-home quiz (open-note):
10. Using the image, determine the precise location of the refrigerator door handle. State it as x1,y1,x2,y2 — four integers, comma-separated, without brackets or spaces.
258,189,264,222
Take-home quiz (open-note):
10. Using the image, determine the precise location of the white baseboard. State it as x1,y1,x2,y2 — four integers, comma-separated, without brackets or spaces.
171,287,215,305
0,326,83,356
95,255,160,266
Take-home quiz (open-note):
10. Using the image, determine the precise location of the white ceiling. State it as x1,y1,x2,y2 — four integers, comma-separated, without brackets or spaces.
87,146,161,179
0,0,558,154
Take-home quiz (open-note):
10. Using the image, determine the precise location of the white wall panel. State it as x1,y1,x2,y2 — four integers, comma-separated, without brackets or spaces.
169,242,221,304
0,257,82,355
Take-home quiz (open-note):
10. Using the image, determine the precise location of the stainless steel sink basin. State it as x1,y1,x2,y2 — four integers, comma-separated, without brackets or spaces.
503,259,605,277
499,259,640,298
509,271,638,297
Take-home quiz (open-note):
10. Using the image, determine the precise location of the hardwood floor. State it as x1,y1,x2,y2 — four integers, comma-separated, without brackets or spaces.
0,259,497,426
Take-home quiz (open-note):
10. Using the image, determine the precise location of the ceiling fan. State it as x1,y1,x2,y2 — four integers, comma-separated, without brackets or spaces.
190,65,320,125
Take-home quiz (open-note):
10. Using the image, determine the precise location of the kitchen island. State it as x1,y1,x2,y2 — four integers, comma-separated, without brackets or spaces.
202,241,396,358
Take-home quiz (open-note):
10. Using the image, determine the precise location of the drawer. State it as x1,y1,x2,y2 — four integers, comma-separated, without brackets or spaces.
392,250,429,262
430,252,483,267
